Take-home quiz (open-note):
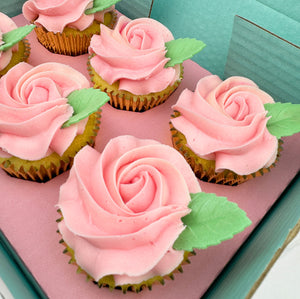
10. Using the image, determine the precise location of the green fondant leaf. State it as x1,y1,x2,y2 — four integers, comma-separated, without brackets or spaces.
0,24,35,52
63,88,110,128
165,38,206,68
264,102,300,139
85,0,121,15
173,193,251,251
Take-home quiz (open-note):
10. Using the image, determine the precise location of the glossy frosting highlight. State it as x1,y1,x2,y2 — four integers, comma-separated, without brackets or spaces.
22,0,114,33
171,75,278,175
0,12,18,71
89,16,180,95
0,62,90,160
58,135,201,285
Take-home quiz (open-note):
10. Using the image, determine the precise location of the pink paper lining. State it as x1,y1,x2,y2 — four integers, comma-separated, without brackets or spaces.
0,14,299,299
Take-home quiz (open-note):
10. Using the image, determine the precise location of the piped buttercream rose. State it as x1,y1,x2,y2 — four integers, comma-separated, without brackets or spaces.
0,62,90,160
58,135,201,285
0,12,18,71
58,136,252,290
89,16,181,95
22,0,115,33
171,75,279,175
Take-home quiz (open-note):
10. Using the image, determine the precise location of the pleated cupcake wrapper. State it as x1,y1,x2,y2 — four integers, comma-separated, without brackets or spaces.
0,111,101,183
2,159,70,182
34,11,117,56
35,27,93,56
88,58,183,112
56,214,194,293
0,39,31,77
170,113,283,186
22,38,31,62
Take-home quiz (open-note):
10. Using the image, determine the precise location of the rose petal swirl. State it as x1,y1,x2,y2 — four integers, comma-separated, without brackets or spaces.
0,62,90,160
171,75,278,175
22,0,114,33
89,16,180,95
58,135,201,284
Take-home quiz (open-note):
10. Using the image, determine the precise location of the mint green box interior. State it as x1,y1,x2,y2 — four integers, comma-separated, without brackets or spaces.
225,15,300,104
151,0,300,104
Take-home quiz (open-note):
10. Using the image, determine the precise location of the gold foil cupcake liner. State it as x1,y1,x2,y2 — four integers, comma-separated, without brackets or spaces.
105,10,118,29
56,216,195,293
1,160,70,182
88,58,183,112
0,39,31,77
0,111,101,182
35,26,96,56
34,11,117,56
170,112,283,186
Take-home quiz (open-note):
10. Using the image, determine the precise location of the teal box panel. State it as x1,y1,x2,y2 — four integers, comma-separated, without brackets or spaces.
116,0,153,18
224,15,300,104
0,231,46,299
0,1,24,17
257,0,300,23
150,0,242,77
151,0,300,78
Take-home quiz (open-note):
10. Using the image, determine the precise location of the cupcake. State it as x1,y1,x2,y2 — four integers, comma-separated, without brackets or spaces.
0,12,34,77
22,0,118,56
57,135,251,292
170,75,300,185
0,62,109,182
88,16,205,112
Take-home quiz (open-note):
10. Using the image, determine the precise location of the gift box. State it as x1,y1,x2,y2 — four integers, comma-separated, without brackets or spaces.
0,1,299,299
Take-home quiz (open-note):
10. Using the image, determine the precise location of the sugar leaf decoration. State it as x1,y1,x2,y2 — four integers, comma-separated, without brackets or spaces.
63,88,110,128
165,38,206,68
264,103,300,139
173,193,251,251
0,24,35,52
85,0,121,15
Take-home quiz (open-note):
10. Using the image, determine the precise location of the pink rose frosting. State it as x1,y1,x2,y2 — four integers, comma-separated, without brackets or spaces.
22,0,115,33
89,16,181,95
0,62,90,160
171,75,278,175
0,12,19,71
58,135,201,285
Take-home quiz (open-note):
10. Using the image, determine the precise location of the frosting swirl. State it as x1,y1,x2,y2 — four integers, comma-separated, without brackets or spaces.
58,135,201,285
89,16,180,95
22,0,114,33
171,75,278,175
0,12,18,71
0,62,90,160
